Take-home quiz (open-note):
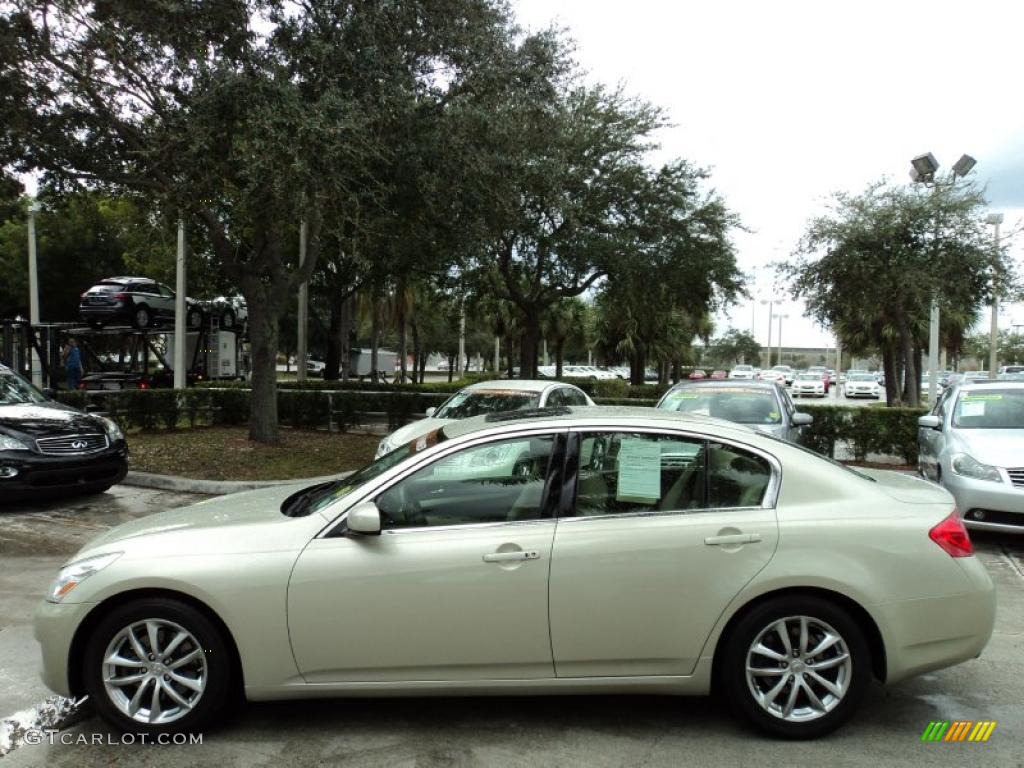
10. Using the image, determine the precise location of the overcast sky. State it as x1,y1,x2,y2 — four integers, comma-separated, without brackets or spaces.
515,0,1024,350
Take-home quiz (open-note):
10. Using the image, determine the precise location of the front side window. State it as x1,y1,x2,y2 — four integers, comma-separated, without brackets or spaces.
0,372,48,405
375,435,556,529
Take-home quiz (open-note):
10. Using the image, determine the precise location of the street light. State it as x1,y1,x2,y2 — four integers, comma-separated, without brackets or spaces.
761,299,773,367
910,151,976,403
986,212,1004,379
773,312,789,367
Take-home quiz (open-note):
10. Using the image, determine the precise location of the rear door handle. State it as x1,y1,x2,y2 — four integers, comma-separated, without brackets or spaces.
483,550,539,563
704,533,762,546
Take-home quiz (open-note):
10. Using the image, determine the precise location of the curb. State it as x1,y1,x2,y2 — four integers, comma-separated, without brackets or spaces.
122,470,354,495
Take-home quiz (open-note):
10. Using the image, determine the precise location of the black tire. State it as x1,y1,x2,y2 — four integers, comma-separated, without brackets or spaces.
83,597,232,734
720,595,871,740
186,307,204,329
220,308,236,329
133,306,152,329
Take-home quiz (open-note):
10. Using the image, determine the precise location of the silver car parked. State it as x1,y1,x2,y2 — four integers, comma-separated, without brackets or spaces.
918,381,1024,532
657,380,812,441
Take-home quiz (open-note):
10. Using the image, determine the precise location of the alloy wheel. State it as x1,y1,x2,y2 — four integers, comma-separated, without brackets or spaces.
102,618,207,725
745,615,852,722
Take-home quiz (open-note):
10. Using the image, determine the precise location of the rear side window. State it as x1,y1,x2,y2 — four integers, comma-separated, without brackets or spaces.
562,388,589,406
572,432,777,516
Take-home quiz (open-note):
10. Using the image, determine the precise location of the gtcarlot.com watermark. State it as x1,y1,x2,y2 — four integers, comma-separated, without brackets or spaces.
23,729,202,746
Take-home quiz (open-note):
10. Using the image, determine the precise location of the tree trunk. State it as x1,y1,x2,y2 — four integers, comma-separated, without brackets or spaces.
325,299,342,381
519,310,541,379
555,340,564,378
447,353,454,382
630,347,646,386
411,317,421,385
370,297,380,382
397,282,409,383
897,314,918,406
913,345,924,405
672,359,681,384
246,299,280,443
882,345,899,406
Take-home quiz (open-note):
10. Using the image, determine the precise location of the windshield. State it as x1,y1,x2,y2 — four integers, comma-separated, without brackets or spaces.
0,372,48,405
849,374,875,381
659,387,782,425
434,390,540,419
952,390,1024,429
796,374,819,381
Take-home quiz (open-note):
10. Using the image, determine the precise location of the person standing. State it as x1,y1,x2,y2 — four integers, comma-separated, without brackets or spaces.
62,338,83,391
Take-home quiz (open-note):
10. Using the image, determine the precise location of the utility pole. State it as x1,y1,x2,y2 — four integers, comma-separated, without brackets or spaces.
986,213,1003,379
26,201,42,387
296,220,308,383
761,299,773,367
173,219,187,389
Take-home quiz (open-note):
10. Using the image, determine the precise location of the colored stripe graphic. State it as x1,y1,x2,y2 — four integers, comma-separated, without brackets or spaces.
921,720,995,742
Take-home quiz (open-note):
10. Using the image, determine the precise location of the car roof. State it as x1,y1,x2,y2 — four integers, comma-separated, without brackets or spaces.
463,379,562,393
441,405,761,442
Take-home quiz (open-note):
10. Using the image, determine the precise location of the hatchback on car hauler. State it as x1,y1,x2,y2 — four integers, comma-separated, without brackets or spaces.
34,407,993,739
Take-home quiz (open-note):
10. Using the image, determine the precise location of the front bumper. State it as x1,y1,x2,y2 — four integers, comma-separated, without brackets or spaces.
0,444,128,500
33,599,96,697
942,471,1024,532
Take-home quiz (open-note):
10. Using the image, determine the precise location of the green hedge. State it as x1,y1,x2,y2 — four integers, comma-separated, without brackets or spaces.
799,404,928,463
55,389,927,464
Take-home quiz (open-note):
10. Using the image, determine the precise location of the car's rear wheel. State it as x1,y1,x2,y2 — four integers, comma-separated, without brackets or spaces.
721,596,870,739
83,597,231,733
133,306,152,329
220,308,236,329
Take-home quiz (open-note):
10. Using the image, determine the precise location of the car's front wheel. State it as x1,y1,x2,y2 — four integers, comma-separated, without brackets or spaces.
83,597,232,733
133,306,152,329
721,595,870,739
186,307,204,329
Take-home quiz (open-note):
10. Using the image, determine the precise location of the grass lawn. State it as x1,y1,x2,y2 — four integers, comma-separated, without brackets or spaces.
128,427,379,481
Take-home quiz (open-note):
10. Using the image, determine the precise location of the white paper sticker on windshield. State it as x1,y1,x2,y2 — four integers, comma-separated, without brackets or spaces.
960,401,986,418
616,439,662,502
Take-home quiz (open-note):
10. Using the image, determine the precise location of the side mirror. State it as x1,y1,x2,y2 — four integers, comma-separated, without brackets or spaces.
792,412,813,427
42,388,55,400
346,500,382,535
424,406,436,417
918,415,941,430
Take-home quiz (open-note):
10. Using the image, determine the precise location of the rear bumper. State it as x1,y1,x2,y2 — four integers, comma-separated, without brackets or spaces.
0,445,128,500
877,558,996,683
78,305,130,324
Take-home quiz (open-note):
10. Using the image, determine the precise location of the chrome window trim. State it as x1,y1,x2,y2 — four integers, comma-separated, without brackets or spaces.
566,424,782,513
557,505,769,524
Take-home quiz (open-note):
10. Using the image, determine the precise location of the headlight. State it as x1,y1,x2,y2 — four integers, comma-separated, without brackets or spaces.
950,453,1002,483
46,552,122,603
0,433,31,450
375,437,395,459
96,416,123,442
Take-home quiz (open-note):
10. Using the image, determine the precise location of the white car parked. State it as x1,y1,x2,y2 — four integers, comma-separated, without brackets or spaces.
791,372,826,398
728,365,757,380
844,373,880,399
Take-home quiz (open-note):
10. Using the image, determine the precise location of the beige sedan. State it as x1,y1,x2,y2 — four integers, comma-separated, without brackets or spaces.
34,407,994,739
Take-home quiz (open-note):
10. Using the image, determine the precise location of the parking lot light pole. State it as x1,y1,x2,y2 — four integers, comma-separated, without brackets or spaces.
173,219,187,389
773,313,788,367
986,213,1003,379
761,299,773,367
26,201,42,387
296,220,308,383
910,152,976,403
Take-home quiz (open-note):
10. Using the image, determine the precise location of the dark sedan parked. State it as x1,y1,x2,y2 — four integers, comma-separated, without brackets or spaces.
79,277,204,330
0,365,127,500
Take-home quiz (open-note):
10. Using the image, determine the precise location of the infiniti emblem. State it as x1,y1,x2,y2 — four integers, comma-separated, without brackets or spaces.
71,439,88,450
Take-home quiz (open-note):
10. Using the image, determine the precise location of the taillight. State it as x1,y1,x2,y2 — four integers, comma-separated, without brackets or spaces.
113,292,128,301
929,511,973,557
137,380,149,390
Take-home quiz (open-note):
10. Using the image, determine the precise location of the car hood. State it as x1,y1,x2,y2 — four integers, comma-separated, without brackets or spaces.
950,429,1024,467
75,483,326,560
856,468,953,504
0,402,103,438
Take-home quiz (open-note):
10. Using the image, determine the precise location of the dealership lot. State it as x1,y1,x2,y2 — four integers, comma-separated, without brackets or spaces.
1,487,1022,766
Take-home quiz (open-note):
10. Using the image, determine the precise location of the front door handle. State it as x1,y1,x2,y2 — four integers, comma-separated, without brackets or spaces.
704,533,762,546
483,550,539,563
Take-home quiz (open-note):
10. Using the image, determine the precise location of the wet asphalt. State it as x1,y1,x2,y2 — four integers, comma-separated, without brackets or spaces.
1,485,1023,767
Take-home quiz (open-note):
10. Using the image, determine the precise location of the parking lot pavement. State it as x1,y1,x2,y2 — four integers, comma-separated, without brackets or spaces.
2,491,1023,766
